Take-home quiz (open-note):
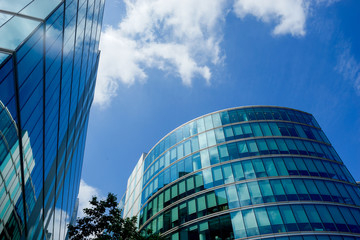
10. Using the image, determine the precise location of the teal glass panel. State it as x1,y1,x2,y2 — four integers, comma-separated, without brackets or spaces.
292,205,311,231
279,205,298,232
259,180,275,203
243,209,259,236
231,211,246,239
237,183,251,206
267,206,285,233
254,208,272,234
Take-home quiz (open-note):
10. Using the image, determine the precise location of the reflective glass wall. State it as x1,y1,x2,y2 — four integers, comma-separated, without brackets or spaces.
0,0,105,239
122,106,360,240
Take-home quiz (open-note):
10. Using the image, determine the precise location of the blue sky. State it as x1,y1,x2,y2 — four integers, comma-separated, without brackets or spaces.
78,0,360,208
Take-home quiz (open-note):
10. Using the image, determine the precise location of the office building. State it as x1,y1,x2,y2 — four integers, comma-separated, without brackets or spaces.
0,0,105,239
121,106,360,240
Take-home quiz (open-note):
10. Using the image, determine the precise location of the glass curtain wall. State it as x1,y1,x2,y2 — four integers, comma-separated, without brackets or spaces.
122,106,360,240
0,0,105,239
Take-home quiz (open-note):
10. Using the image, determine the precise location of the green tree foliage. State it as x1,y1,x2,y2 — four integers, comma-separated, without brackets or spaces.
68,193,163,240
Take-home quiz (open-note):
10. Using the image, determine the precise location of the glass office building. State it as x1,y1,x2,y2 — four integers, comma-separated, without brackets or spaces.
121,106,360,240
0,0,105,239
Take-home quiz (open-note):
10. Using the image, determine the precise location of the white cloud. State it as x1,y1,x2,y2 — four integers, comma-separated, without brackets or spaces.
77,179,102,218
233,0,308,36
336,46,360,95
94,0,342,107
94,0,226,107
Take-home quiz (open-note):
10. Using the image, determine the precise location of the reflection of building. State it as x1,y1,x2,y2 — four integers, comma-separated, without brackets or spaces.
0,0,105,239
122,106,360,240
0,102,35,239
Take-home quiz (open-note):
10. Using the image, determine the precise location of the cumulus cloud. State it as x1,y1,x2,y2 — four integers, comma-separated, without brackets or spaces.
94,0,341,107
94,0,226,107
77,179,102,218
336,46,360,95
233,0,308,36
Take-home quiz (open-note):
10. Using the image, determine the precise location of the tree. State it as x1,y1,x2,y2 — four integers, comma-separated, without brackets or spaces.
68,193,163,240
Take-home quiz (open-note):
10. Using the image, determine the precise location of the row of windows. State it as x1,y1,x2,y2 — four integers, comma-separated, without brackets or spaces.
140,156,354,216
141,137,346,205
256,236,360,240
160,206,360,240
140,177,360,229
144,107,319,170
143,120,332,184
230,204,360,238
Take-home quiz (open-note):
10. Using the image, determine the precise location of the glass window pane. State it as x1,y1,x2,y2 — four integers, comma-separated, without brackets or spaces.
237,183,251,206
273,158,288,176
263,158,278,176
203,169,213,188
231,211,246,239
192,153,202,171
291,205,311,231
188,199,196,215
242,124,253,137
254,208,272,234
226,185,240,208
200,149,210,168
211,113,221,128
215,188,228,207
209,146,220,165
260,123,272,136
197,195,206,212
267,206,285,233
212,166,224,186
237,142,249,157
266,139,279,154
242,209,259,236
259,180,275,203
206,192,217,208
248,181,263,204
269,123,281,136
247,140,259,155
281,179,297,201
218,145,229,162
270,179,287,202
204,115,214,130
242,160,255,179
198,133,207,149
253,159,266,177
206,130,216,147
232,162,244,181
222,164,234,184
233,125,243,138
251,123,263,136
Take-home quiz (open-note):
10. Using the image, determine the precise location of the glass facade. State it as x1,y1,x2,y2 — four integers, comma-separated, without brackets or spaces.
0,0,105,239
121,106,360,240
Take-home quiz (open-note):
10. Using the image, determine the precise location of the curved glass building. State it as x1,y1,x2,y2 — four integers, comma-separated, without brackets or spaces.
121,106,360,240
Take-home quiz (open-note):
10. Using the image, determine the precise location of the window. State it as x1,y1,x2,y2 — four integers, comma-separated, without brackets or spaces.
232,162,245,181
237,183,251,206
270,180,286,202
267,206,285,233
226,185,240,208
291,205,311,231
254,208,272,234
243,209,259,236
279,205,298,232
259,180,275,203
231,211,246,239
248,181,263,204
222,164,234,184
